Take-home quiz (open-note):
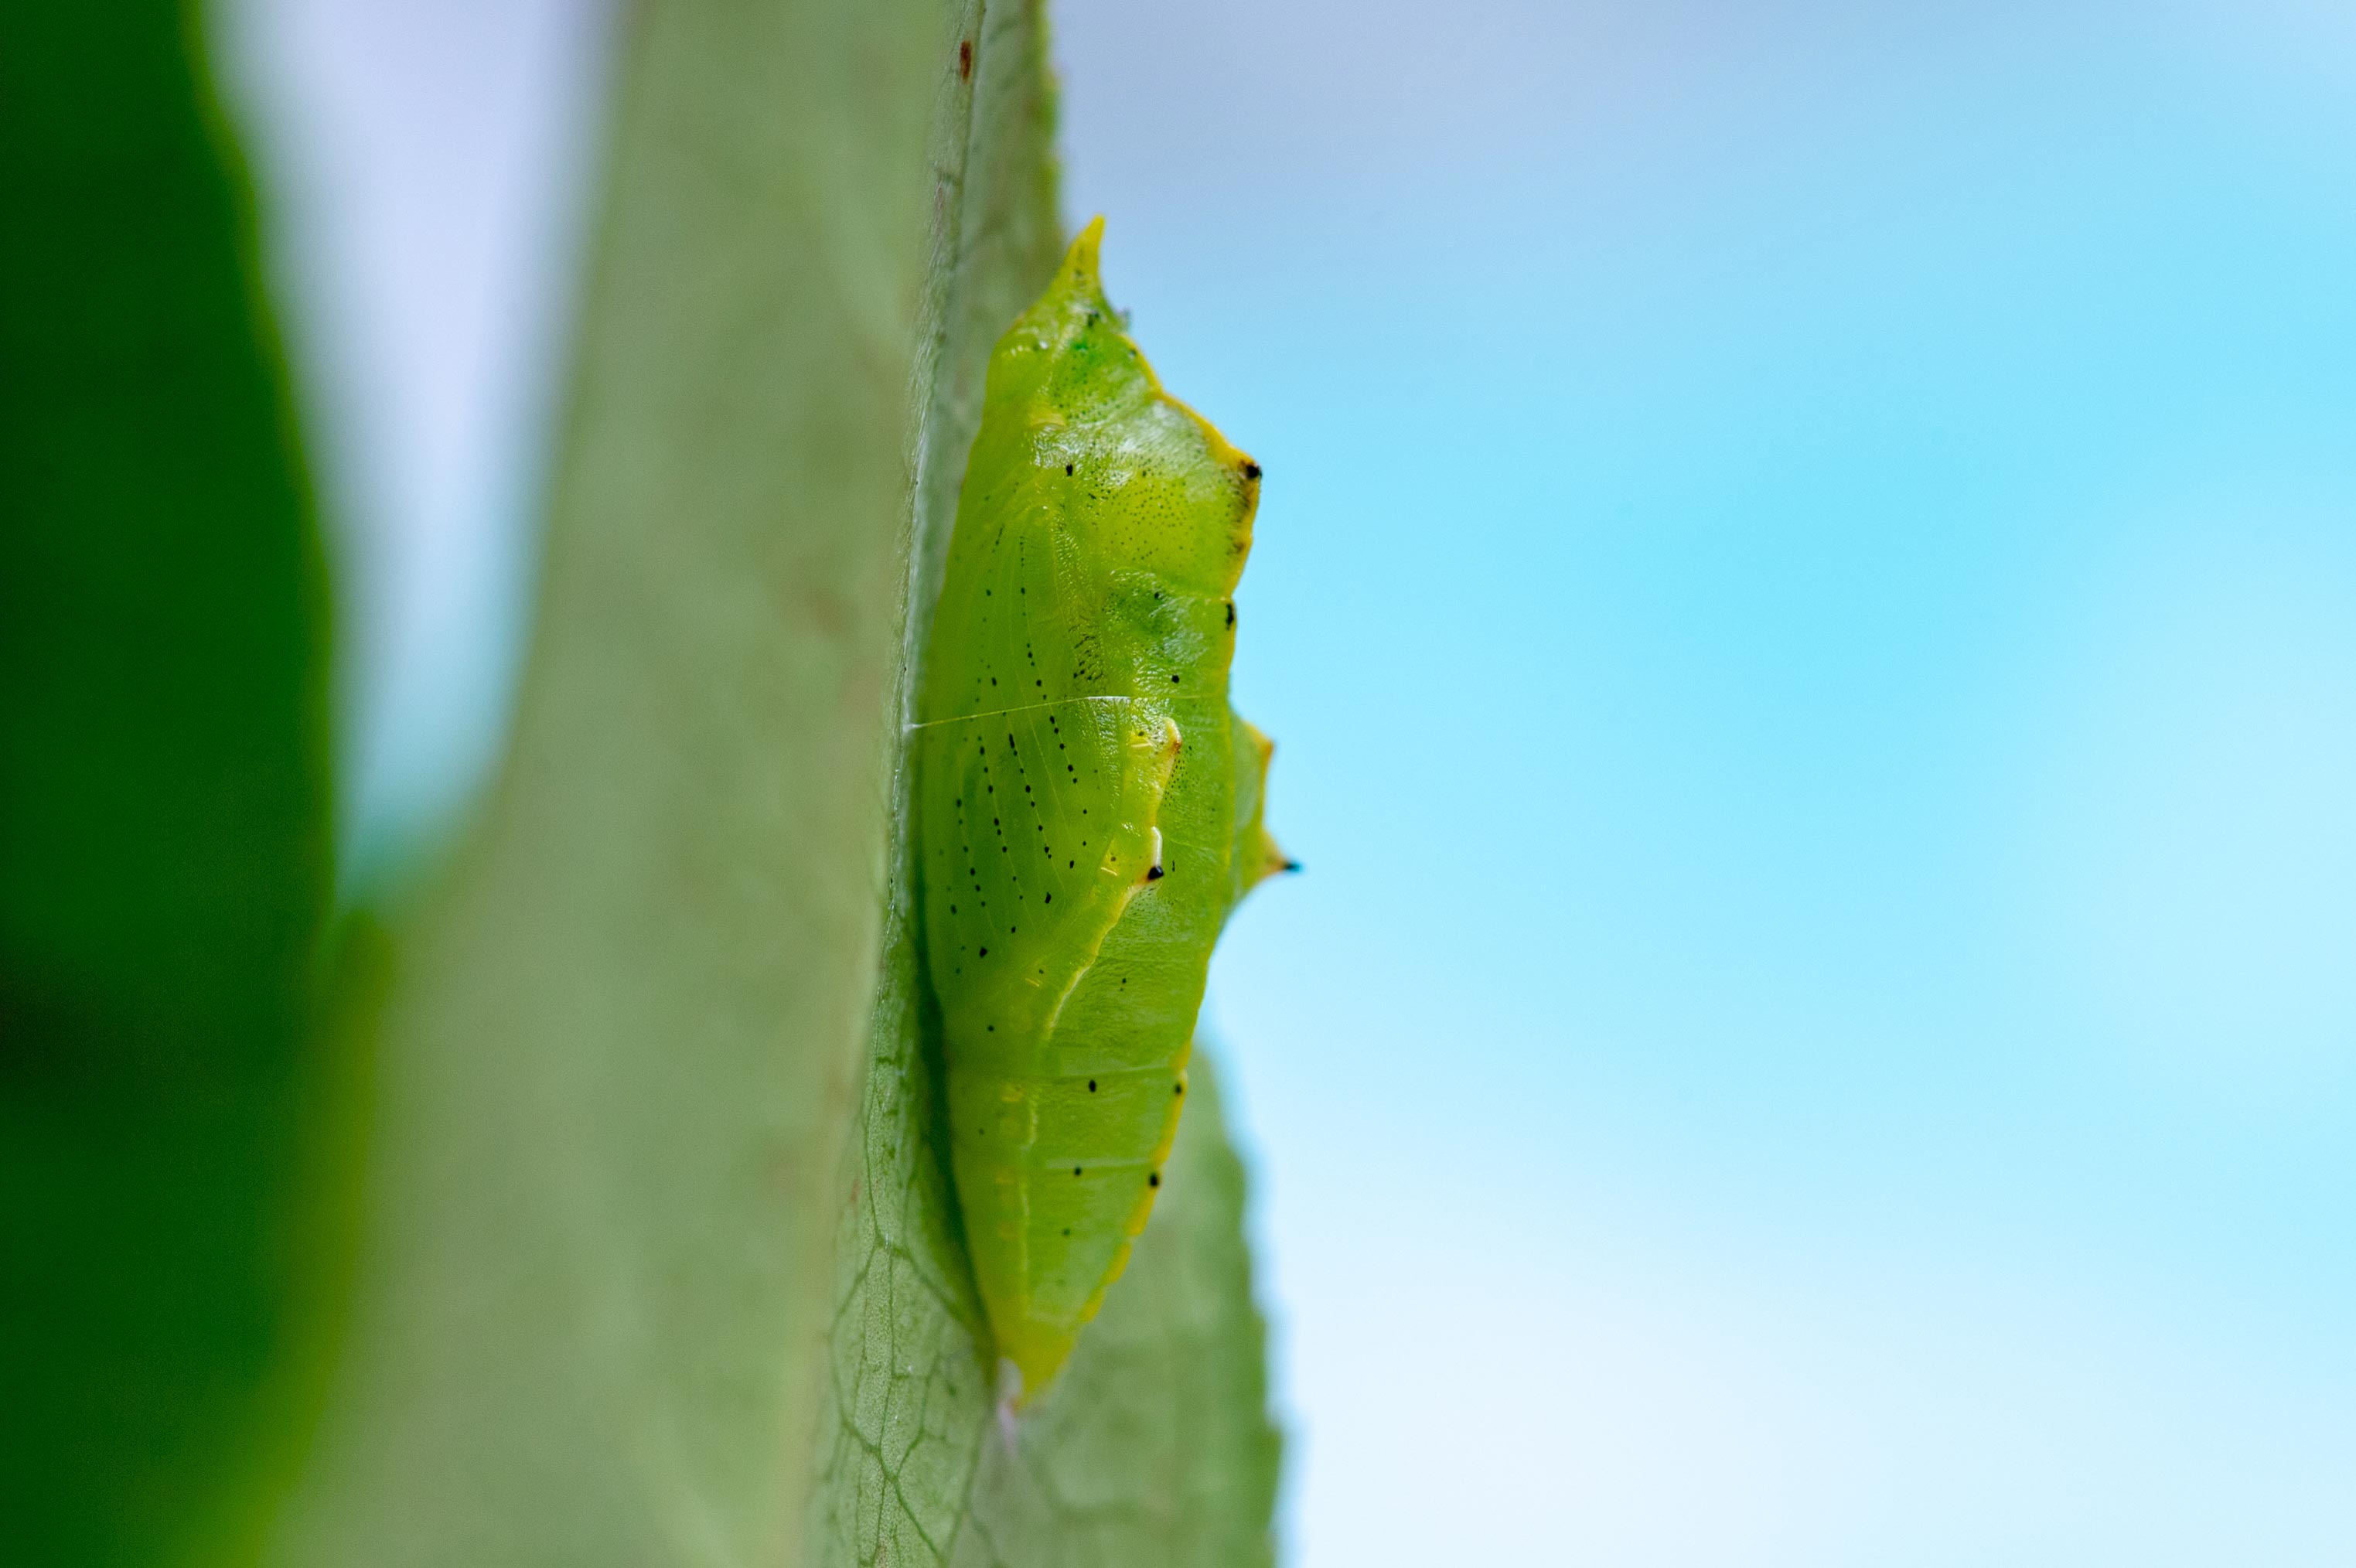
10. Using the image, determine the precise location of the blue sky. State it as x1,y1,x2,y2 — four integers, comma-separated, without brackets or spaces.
1054,2,2356,1561
225,1,2356,1560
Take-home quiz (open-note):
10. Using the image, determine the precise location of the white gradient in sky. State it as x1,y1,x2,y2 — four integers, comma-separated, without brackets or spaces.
216,0,615,883
223,2,2356,1563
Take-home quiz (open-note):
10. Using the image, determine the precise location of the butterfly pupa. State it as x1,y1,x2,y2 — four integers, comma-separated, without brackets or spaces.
912,218,1286,1402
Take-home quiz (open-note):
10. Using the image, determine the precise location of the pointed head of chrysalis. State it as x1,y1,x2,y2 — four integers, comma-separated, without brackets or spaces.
983,216,1258,608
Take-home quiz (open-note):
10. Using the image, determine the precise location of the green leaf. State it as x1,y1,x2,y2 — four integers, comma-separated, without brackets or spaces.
0,2,345,1563
274,0,1281,1560
273,0,969,1561
812,2,1283,1560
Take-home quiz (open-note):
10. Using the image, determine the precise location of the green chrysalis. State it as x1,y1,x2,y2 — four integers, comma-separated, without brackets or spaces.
915,218,1287,1402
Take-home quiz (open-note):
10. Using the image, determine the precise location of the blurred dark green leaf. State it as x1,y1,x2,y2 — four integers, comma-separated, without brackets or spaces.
0,2,1284,1560
0,2,344,1564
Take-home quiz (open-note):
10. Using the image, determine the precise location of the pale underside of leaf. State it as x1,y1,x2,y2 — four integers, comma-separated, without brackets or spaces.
272,1,967,1563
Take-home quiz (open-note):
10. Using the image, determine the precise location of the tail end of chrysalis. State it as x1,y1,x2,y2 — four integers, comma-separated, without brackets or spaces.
994,1358,1025,1437
1002,1323,1081,1410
